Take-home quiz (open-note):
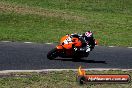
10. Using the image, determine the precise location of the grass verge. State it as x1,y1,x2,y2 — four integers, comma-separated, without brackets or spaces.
0,0,132,46
0,70,131,88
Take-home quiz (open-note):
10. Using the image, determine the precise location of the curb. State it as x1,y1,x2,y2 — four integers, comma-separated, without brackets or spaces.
0,69,132,73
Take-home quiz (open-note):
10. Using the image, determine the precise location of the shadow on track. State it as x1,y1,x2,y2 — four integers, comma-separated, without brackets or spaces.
54,58,107,64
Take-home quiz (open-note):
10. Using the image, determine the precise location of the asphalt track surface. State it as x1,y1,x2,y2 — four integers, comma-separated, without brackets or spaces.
0,42,132,70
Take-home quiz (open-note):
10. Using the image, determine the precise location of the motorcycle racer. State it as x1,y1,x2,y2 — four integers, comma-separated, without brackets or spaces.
47,31,97,60
70,31,96,52
82,31,96,51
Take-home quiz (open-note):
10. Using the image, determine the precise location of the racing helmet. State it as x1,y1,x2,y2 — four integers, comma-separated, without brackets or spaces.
85,31,93,37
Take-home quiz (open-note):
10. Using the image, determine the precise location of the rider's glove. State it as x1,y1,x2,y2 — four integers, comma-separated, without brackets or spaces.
86,45,91,52
74,47,78,51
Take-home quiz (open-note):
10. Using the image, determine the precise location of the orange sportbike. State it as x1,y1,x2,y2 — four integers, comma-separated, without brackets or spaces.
47,34,96,60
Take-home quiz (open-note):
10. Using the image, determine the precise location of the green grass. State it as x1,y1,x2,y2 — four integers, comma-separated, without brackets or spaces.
0,0,132,46
0,70,131,88
1,0,132,14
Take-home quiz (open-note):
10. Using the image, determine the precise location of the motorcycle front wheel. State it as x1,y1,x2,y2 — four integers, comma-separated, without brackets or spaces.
47,48,58,60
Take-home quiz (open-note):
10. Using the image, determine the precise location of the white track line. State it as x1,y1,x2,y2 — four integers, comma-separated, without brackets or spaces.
0,41,132,49
108,46,115,47
24,42,33,43
128,47,132,48
45,43,53,44
0,68,132,73
1,41,11,42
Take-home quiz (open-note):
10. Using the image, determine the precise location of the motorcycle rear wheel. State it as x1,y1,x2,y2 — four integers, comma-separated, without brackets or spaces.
47,48,58,60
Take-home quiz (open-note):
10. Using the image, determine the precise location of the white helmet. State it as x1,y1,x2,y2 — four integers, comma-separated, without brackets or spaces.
85,31,93,37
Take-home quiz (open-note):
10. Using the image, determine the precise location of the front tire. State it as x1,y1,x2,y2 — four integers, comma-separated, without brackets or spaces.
47,48,58,60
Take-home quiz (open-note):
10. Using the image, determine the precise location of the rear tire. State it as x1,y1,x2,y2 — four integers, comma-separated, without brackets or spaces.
47,48,58,60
